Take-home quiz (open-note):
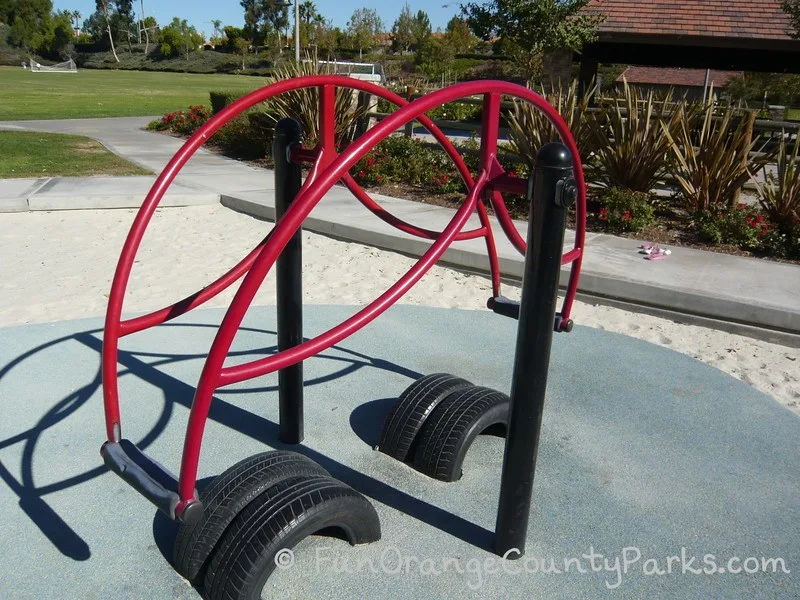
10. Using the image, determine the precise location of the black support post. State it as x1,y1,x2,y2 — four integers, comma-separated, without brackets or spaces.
273,118,304,444
494,143,577,558
579,54,599,103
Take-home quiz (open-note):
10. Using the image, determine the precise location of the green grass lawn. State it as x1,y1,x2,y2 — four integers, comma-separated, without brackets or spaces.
0,67,266,121
0,131,151,178
786,108,800,122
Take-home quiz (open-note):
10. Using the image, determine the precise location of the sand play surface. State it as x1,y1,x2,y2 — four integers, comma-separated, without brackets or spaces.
0,205,797,414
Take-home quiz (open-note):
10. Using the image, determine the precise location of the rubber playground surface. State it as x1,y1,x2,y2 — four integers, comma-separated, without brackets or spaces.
0,305,797,599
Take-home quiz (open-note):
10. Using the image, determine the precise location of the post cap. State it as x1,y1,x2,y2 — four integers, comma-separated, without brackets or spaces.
535,142,572,170
274,117,303,140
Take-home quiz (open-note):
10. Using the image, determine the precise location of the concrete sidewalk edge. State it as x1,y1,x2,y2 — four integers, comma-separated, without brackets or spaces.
221,194,800,339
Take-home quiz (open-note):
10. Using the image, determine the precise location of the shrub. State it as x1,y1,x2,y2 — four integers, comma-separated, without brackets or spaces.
695,203,770,249
376,97,398,114
508,79,597,167
209,90,250,115
760,222,800,259
664,105,776,212
426,100,482,122
265,57,368,148
352,153,390,187
589,81,685,193
209,116,271,159
594,187,655,233
247,107,281,150
147,118,168,131
751,129,800,231
351,136,467,195
148,105,211,135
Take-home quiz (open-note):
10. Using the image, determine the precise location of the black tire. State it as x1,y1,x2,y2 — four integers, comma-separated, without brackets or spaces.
412,386,509,482
173,451,328,582
204,474,381,600
378,373,472,462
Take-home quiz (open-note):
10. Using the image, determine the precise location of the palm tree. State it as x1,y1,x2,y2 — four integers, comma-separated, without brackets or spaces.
71,10,82,32
211,19,223,41
299,1,318,25
299,1,318,47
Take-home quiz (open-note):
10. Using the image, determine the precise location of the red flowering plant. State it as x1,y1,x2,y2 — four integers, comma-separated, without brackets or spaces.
696,202,770,249
148,105,211,135
351,149,390,187
593,187,655,233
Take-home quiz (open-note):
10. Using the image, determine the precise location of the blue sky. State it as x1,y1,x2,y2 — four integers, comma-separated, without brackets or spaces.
53,1,463,39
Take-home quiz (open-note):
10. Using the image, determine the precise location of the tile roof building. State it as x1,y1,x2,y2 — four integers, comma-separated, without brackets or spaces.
585,0,794,41
577,0,800,88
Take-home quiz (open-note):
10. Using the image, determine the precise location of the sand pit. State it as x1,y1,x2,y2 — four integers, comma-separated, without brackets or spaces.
0,205,797,413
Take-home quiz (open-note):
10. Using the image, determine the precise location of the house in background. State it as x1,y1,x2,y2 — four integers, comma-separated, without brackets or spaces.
615,67,744,101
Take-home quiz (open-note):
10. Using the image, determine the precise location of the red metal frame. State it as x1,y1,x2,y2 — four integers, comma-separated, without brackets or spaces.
101,76,586,515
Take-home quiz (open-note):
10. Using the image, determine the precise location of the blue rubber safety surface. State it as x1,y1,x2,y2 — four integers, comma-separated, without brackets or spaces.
0,305,797,599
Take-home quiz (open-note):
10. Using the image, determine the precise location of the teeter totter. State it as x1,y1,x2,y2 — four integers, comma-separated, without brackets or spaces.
99,76,586,599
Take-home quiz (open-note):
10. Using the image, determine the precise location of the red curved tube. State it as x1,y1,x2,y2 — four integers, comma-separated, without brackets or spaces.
177,171,487,502
101,78,586,501
101,76,495,441
119,231,274,337
221,173,488,387
101,77,514,439
174,81,584,505
341,173,487,241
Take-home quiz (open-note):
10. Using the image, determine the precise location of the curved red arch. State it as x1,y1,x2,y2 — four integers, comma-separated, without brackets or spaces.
102,76,506,439
99,76,586,510
173,81,585,504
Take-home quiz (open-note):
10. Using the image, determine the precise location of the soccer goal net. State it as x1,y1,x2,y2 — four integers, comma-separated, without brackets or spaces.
29,59,77,73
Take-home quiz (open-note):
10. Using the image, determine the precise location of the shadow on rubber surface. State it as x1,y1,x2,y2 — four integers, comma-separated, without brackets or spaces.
1,320,491,568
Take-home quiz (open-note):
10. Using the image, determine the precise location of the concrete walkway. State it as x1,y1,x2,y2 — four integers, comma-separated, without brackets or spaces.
1,117,798,338
0,176,218,212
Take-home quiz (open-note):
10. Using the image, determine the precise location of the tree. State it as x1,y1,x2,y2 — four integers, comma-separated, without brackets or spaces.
411,9,431,51
233,36,250,69
47,9,75,56
460,0,604,79
159,17,202,60
347,7,383,59
390,3,414,53
315,22,341,57
137,0,158,51
443,16,477,54
223,25,245,50
298,1,324,48
111,0,135,51
416,36,454,79
96,0,119,61
5,0,54,53
784,1,800,38
241,0,289,52
211,18,222,39
71,10,81,31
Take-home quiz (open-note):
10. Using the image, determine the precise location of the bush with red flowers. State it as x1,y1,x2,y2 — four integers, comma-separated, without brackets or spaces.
594,187,655,233
696,203,772,250
147,105,211,136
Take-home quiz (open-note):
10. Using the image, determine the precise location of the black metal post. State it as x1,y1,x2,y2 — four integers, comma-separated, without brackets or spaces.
494,143,577,558
579,55,599,104
273,118,304,444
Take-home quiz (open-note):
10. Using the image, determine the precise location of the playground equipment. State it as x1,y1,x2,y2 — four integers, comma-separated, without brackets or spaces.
100,75,586,598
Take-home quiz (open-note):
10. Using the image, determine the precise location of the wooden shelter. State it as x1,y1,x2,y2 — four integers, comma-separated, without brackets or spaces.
579,0,800,88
